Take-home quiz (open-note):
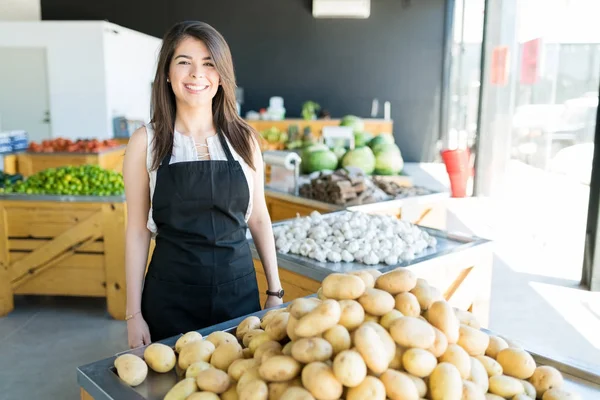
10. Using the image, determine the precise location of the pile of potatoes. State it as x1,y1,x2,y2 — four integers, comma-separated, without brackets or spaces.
114,269,580,400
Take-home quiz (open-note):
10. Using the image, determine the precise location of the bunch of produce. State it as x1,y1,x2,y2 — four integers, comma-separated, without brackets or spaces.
260,128,289,148
0,165,124,196
300,144,340,174
273,211,436,265
27,138,120,153
114,270,578,400
0,171,23,188
299,169,385,206
286,126,316,151
372,177,434,199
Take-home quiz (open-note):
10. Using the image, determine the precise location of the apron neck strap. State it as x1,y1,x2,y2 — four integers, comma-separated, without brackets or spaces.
218,132,235,162
160,149,171,167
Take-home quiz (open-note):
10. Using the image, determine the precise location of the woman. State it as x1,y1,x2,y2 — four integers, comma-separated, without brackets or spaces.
123,21,283,347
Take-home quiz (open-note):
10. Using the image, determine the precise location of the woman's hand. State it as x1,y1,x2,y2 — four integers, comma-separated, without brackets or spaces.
264,295,283,310
127,314,151,348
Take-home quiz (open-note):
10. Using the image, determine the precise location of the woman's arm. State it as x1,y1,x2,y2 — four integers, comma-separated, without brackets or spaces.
123,127,152,321
247,140,282,298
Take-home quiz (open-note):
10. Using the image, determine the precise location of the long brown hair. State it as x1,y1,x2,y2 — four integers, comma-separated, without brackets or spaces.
150,21,258,171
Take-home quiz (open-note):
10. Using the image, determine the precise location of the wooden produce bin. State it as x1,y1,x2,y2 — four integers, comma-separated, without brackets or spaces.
247,118,393,137
2,154,18,174
16,146,126,176
0,195,127,320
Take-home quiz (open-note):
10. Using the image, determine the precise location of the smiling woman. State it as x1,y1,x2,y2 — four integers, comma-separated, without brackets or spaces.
122,21,283,348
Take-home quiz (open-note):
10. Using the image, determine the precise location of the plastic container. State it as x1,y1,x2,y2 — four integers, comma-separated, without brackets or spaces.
441,148,472,198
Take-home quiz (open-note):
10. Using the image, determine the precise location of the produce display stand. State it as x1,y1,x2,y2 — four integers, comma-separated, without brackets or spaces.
247,118,394,136
0,194,127,320
265,187,449,230
15,145,126,176
76,300,600,400
2,153,19,174
250,213,492,326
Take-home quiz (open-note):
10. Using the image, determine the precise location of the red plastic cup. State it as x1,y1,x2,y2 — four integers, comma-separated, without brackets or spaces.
441,149,471,198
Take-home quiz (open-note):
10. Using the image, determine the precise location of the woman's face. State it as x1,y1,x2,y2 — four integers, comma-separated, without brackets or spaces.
168,36,220,108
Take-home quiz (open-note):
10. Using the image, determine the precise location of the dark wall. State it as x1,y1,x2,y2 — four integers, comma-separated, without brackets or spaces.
41,0,446,162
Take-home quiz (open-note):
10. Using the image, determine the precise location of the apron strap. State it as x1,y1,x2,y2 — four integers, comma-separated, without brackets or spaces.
218,132,235,162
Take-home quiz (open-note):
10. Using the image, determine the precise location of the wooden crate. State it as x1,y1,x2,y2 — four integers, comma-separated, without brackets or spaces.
247,118,393,137
2,154,18,174
0,197,127,320
16,146,126,176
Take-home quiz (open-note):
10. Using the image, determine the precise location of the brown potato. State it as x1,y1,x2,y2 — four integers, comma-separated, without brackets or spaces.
295,299,341,337
291,338,333,363
236,316,261,340
353,323,389,374
389,316,436,349
458,324,490,356
439,344,471,379
332,350,367,387
254,341,283,361
429,362,463,400
144,343,176,373
221,386,239,400
410,279,436,310
179,340,216,370
346,376,386,400
266,312,291,341
196,368,231,394
462,380,485,400
228,358,259,381
529,366,564,398
239,379,268,400
380,309,404,330
469,357,489,393
186,392,220,400
520,379,537,398
394,292,421,317
248,332,273,355
486,335,509,359
542,388,582,400
380,369,420,400
114,354,148,387
349,269,376,288
186,361,213,379
237,367,261,393
289,298,321,319
211,342,244,371
427,326,449,358
280,387,316,400
322,273,366,300
302,362,343,400
243,329,265,348
164,377,198,400
338,300,365,331
358,288,396,316
496,348,536,379
175,331,203,353
286,315,300,342
322,325,351,356
259,356,302,382
206,331,238,348
261,309,285,329
375,268,417,294
475,355,503,377
454,308,481,329
389,345,404,370
402,348,438,378
489,375,525,398
426,301,460,344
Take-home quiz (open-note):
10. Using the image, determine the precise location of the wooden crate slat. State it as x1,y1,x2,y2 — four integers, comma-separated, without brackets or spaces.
8,222,84,238
9,211,103,283
9,252,104,268
6,207,97,225
0,205,13,316
102,203,127,320
14,265,106,297
8,238,104,252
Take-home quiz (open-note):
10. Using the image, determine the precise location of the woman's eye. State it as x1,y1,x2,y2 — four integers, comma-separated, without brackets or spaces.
178,61,190,65
204,62,214,67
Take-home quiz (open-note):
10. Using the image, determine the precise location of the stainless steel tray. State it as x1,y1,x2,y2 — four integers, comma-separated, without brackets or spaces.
77,303,600,400
250,213,491,282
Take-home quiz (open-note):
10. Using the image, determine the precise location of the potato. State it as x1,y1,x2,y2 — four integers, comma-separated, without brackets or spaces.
186,361,213,379
337,300,365,331
243,348,253,359
260,348,283,364
409,279,436,310
282,341,294,356
429,362,463,400
175,331,203,353
439,344,471,379
353,323,389,374
268,379,302,400
237,316,262,340
164,377,198,400
187,392,220,400
380,369,419,400
458,324,490,356
489,375,525,397
520,379,537,398
485,395,505,400
239,379,268,400
475,355,503,377
196,368,231,393
364,314,380,323
380,309,404,329
291,338,333,363
486,335,509,359
254,341,283,361
462,380,485,400
249,332,273,354
206,331,238,348
144,343,176,373
468,357,489,393
286,315,300,341
332,350,367,387
389,345,404,370
175,363,186,378
358,288,395,316
317,287,328,300
513,395,532,400
454,308,481,329
542,388,582,400
349,269,376,288
406,374,427,398
266,312,291,341
426,301,460,344
295,299,341,337
114,354,148,386
427,326,449,358
347,376,386,400
375,268,417,294
529,366,564,397
302,362,344,400
389,316,436,349
280,387,316,400
496,348,536,379
228,358,259,381
259,356,302,382
322,325,351,356
394,292,421,317
289,298,321,319
261,309,285,329
221,386,239,400
243,329,265,348
211,342,244,371
402,348,438,378
237,367,261,393
322,273,366,300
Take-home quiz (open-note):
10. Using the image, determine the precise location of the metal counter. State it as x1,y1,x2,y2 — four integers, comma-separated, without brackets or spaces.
77,304,600,400
249,217,490,282
0,193,125,202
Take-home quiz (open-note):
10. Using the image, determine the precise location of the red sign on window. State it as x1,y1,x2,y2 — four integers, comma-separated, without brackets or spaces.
521,38,541,85
490,46,509,86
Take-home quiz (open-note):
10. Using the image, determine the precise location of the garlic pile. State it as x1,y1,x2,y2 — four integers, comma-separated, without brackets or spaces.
273,211,437,266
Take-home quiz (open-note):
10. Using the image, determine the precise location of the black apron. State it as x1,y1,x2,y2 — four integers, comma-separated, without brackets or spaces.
141,132,261,342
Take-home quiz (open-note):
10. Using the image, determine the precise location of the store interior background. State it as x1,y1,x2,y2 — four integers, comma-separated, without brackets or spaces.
1,0,600,398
